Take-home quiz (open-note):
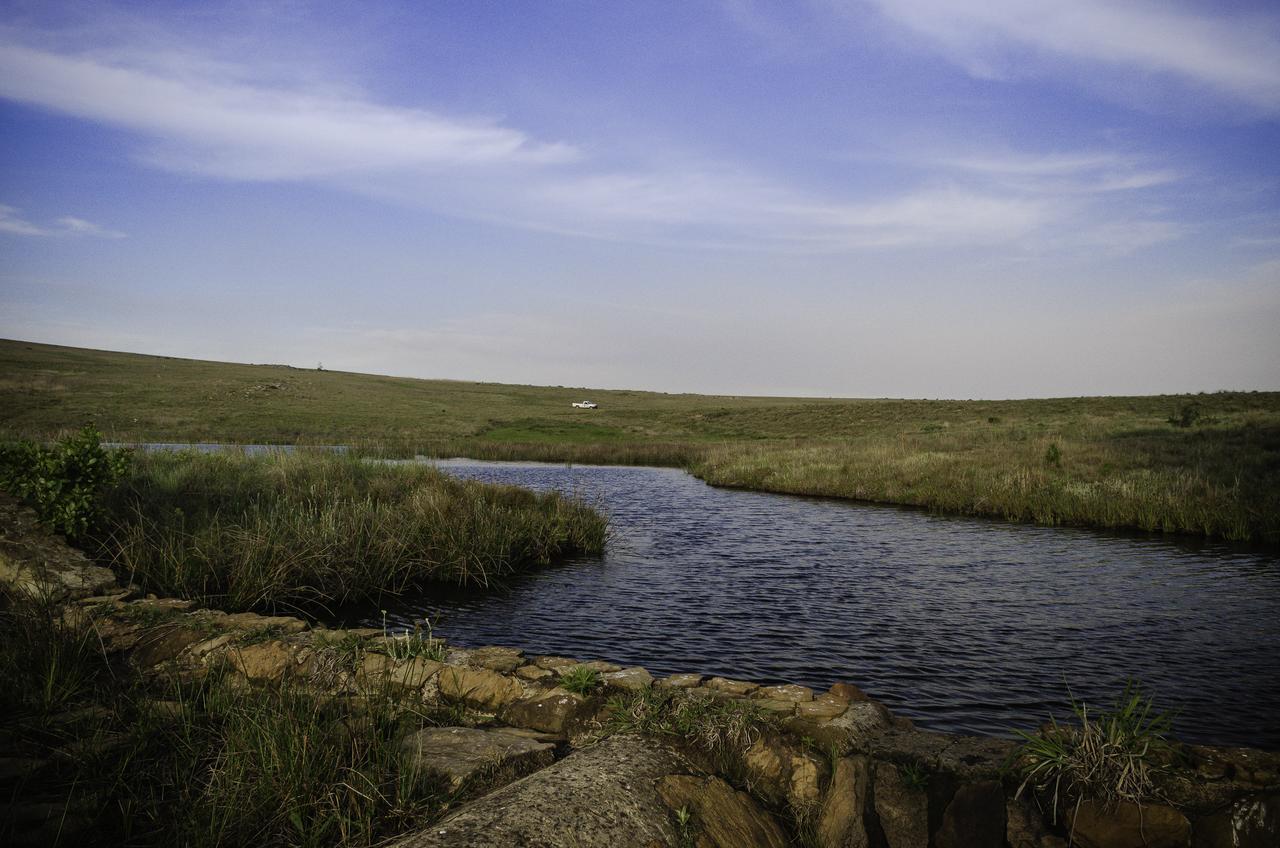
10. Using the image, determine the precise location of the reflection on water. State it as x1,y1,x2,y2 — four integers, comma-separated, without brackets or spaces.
364,460,1280,748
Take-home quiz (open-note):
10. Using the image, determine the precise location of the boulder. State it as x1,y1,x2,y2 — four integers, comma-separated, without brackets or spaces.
228,640,313,682
657,774,790,848
789,700,893,755
797,696,850,720
1007,795,1066,848
743,733,829,809
1192,793,1280,848
128,624,211,668
874,761,930,848
602,666,654,692
437,665,524,710
658,673,704,689
467,646,524,673
398,726,554,791
515,664,554,681
388,734,688,847
755,684,814,702
934,780,1005,848
817,755,871,848
705,676,760,696
501,689,592,736
829,683,872,702
1070,800,1191,848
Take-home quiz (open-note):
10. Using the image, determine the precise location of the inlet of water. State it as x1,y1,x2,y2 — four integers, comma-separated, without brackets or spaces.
369,459,1280,749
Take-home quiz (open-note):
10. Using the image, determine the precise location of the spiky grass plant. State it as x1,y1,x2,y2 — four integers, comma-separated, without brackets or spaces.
605,687,774,772
1014,682,1176,823
558,665,601,694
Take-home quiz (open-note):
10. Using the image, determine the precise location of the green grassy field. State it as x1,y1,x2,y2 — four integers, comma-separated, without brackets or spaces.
3,338,1278,542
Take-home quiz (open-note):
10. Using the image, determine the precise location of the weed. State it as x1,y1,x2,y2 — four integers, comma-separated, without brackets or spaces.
1044,442,1062,468
380,611,447,663
900,762,929,791
559,665,601,694
1013,682,1176,824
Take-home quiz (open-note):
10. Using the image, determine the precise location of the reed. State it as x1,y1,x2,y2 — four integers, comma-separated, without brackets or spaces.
97,450,608,613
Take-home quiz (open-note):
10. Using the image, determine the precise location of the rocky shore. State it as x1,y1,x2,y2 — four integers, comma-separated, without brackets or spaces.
2,493,1277,848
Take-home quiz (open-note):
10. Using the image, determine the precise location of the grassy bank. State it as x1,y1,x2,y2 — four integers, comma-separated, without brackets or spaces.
95,450,607,613
4,338,1278,542
0,596,456,847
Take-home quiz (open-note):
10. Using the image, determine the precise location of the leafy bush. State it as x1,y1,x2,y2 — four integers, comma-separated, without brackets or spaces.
1168,402,1203,428
0,426,130,540
1043,442,1062,468
1014,683,1176,823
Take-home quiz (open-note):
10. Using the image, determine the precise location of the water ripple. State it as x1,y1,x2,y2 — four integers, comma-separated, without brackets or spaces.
366,460,1280,749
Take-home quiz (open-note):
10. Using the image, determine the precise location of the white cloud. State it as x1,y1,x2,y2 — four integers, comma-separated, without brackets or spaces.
861,0,1280,113
0,38,1180,252
0,203,126,238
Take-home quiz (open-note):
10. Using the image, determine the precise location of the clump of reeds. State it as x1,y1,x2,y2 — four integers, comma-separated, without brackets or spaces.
97,450,608,613
1013,682,1177,824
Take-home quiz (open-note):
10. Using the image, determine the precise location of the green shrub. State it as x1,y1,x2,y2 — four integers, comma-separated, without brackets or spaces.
1044,442,1062,468
1013,683,1176,823
559,665,601,694
1168,402,1203,428
0,426,130,540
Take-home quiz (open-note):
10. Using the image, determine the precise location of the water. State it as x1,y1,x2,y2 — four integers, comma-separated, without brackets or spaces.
369,460,1280,750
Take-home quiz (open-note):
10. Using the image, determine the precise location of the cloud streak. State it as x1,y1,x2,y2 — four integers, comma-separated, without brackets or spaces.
0,204,125,238
0,37,1180,252
861,0,1280,113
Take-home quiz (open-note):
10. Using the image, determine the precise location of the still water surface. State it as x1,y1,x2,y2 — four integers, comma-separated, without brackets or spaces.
368,460,1279,749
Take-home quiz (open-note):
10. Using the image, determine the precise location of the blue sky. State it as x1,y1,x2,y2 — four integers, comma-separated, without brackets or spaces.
1,0,1278,397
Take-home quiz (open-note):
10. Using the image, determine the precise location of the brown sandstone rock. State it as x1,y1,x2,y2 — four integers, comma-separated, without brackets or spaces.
658,672,704,689
874,761,930,848
705,676,760,696
398,726,554,791
934,780,1005,848
797,696,850,720
788,700,893,755
829,682,872,702
742,733,829,809
437,665,524,710
388,734,688,847
1007,796,1066,848
515,663,553,681
229,641,313,681
501,689,591,736
657,774,790,848
602,666,654,692
1070,800,1191,848
467,645,524,673
755,684,815,702
817,755,871,848
129,624,210,668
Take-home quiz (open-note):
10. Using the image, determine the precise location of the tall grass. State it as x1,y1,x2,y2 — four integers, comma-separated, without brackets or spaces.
97,450,608,613
0,592,450,847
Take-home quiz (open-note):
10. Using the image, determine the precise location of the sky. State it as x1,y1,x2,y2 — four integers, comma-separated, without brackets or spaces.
1,0,1278,398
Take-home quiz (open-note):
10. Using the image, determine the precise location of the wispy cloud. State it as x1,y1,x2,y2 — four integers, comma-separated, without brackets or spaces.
0,37,1179,252
0,204,125,238
860,0,1280,113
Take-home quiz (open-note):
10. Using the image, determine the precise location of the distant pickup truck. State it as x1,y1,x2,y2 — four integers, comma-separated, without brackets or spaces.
571,401,598,409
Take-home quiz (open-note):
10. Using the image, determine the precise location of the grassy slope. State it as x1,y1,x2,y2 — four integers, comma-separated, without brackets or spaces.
3,338,1278,541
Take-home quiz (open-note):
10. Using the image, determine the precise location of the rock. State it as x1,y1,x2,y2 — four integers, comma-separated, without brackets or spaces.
467,646,524,673
501,689,590,736
387,658,442,691
754,698,799,716
437,665,524,710
515,664,553,681
657,774,790,848
569,660,622,674
755,684,814,702
1192,793,1280,848
1070,800,1191,848
829,683,872,702
817,755,870,848
129,624,210,668
705,676,759,696
743,734,829,809
534,655,581,671
797,696,849,720
228,641,312,682
874,762,929,848
659,673,704,689
1007,795,1065,848
935,781,1005,848
216,612,308,634
388,734,687,848
399,726,554,791
188,632,235,659
935,734,1018,781
602,666,654,692
789,700,893,755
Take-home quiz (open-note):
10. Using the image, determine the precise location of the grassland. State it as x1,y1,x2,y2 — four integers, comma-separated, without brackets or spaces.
3,338,1278,542
97,450,607,614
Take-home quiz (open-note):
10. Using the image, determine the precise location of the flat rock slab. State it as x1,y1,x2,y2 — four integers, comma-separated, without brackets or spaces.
399,727,555,791
389,734,688,848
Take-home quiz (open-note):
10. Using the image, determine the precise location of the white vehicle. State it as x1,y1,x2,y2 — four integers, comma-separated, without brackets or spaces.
571,400,598,409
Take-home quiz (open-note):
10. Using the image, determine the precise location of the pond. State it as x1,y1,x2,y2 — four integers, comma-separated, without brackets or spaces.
369,460,1280,749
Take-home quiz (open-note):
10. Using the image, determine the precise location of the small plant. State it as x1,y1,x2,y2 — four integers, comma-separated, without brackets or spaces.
673,804,695,847
1168,402,1203,428
900,762,929,791
381,611,447,663
1043,442,1062,468
1014,682,1176,824
0,426,130,540
559,665,601,694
